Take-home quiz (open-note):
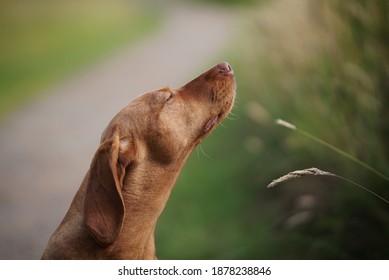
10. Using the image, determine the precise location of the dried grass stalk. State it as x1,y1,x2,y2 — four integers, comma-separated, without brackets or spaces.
267,168,335,188
275,118,389,182
267,167,389,205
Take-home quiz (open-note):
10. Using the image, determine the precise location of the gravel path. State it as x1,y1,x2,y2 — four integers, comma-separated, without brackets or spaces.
0,4,237,259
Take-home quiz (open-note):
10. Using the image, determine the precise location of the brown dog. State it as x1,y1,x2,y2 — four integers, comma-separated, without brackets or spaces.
41,62,236,259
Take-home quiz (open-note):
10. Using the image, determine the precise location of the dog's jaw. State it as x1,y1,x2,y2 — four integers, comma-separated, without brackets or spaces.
116,63,236,259
41,62,236,260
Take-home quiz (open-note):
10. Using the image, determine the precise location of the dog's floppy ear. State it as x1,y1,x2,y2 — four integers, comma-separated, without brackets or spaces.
84,126,133,246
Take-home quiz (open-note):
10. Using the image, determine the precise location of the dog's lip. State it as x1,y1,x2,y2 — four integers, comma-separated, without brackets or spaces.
218,71,234,78
203,112,223,134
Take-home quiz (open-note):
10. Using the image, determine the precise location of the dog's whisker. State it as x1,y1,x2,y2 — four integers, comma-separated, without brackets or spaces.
230,108,239,115
227,113,238,119
198,144,212,160
226,115,239,121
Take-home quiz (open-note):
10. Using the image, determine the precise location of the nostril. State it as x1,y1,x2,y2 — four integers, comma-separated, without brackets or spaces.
217,62,233,74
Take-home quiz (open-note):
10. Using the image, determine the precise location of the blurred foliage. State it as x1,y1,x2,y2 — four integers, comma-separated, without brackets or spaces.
0,0,158,118
157,0,389,259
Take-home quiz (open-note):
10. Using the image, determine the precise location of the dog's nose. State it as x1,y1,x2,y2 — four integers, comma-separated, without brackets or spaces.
217,62,233,74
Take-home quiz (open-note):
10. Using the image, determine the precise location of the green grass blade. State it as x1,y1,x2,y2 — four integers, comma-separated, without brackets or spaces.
276,119,389,183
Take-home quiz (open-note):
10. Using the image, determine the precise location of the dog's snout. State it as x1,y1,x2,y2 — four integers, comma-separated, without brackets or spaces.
217,62,233,74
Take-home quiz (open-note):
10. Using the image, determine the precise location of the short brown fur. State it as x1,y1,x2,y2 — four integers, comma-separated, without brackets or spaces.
41,62,236,259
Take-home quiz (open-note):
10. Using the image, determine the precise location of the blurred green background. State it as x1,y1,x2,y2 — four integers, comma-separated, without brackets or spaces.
1,0,388,259
158,0,389,259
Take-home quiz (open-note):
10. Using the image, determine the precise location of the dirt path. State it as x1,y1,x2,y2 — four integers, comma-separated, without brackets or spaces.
0,4,237,259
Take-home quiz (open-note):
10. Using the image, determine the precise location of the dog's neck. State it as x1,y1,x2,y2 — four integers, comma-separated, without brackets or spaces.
45,154,188,259
107,212,158,259
106,163,182,259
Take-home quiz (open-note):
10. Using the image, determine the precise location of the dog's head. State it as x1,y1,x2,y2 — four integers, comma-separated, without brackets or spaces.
83,62,236,246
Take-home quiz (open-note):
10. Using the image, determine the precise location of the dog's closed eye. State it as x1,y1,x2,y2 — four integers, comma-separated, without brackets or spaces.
165,92,174,102
156,88,174,104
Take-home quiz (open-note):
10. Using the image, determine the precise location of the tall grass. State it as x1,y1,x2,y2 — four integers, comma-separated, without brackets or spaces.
157,0,389,259
275,119,389,183
238,0,389,258
267,167,389,205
